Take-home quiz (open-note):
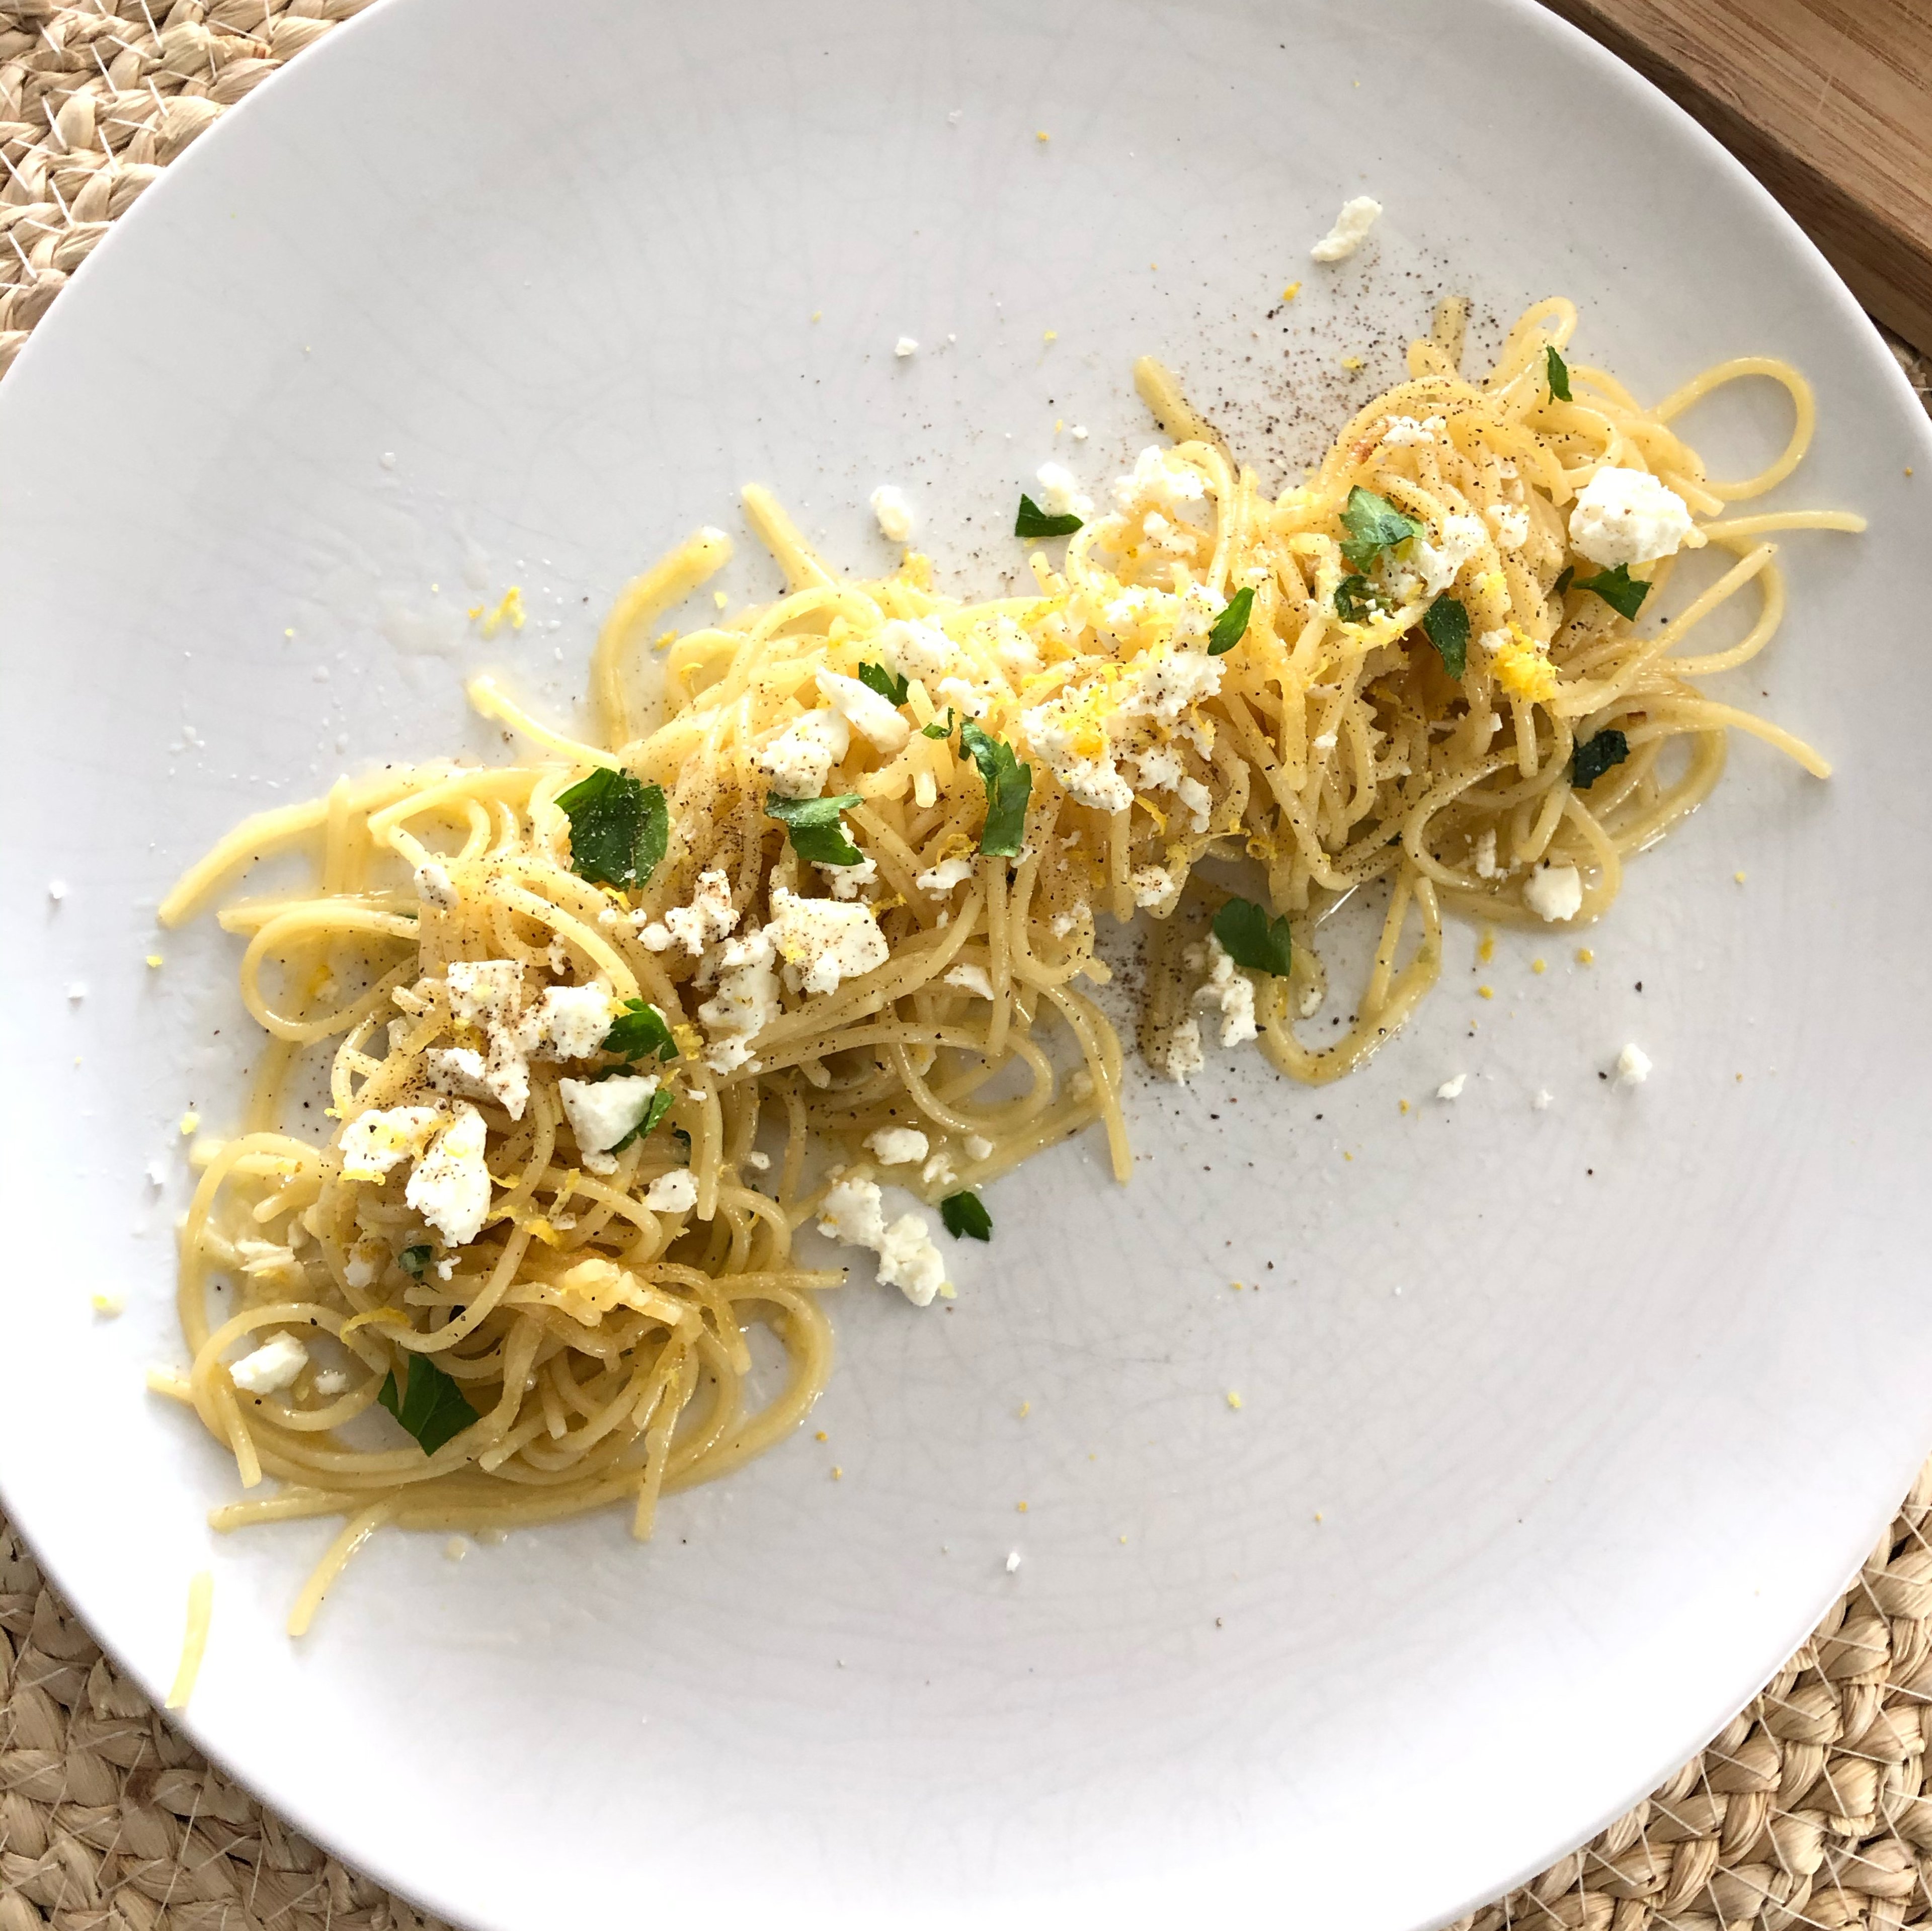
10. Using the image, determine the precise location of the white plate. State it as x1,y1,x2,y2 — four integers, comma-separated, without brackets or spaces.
4,2,1929,1925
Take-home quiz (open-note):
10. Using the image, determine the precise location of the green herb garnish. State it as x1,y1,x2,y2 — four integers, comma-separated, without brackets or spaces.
766,790,865,866
921,708,956,740
397,1243,433,1278
1420,594,1470,680
611,1084,677,1153
1015,494,1083,539
555,767,669,891
1339,486,1421,571
1552,565,1574,600
1207,585,1255,656
1211,896,1293,978
1545,344,1572,402
1571,728,1631,789
1576,563,1649,620
940,1191,992,1241
671,1126,692,1161
857,660,910,707
958,721,1031,858
377,1356,477,1456
601,997,677,1063
1334,573,1379,624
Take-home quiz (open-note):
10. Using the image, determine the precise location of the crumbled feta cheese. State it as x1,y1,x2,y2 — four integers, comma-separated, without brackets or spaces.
1193,935,1257,1048
1487,502,1530,549
698,926,780,1073
1436,1073,1467,1100
47,879,66,901
1034,462,1092,520
817,667,911,754
1614,1043,1652,1087
755,708,851,799
405,1103,492,1247
916,855,975,896
1381,413,1444,446
894,335,918,357
1406,513,1488,599
664,869,740,957
743,1149,772,1171
944,964,996,1000
531,980,613,1060
817,1176,948,1307
920,1151,957,1190
870,483,915,542
769,888,889,996
1162,1017,1205,1083
558,1074,659,1155
342,1242,382,1289
1568,466,1696,568
1070,425,1088,440
1524,863,1584,922
1478,627,1509,656
635,920,674,951
1532,1089,1554,1111
1175,774,1213,833
1005,1550,1022,1573
445,959,523,1029
935,674,989,720
1113,446,1207,517
875,616,957,683
642,1169,699,1213
1310,195,1382,262
820,855,878,900
1473,827,1499,879
414,862,459,909
964,1134,994,1161
312,1368,350,1397
229,1331,308,1395
339,1105,444,1182
1133,745,1185,791
1131,865,1175,908
866,1126,930,1165
66,981,87,1002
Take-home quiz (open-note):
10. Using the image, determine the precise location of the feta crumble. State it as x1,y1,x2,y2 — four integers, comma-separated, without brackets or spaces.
1524,864,1584,923
916,855,976,896
1193,935,1257,1048
865,1126,930,1165
1310,195,1382,262
817,1176,948,1306
817,667,911,754
697,926,781,1073
1163,1016,1206,1084
1614,1043,1652,1087
1473,828,1500,880
313,1368,350,1397
875,616,957,683
642,1169,699,1213
894,336,919,358
1436,1073,1467,1100
1131,865,1175,908
870,483,915,542
229,1331,308,1395
755,708,851,799
944,963,995,1000
964,1134,994,1161
1034,462,1093,520
558,1074,659,1155
769,888,890,995
530,981,613,1061
405,1104,492,1247
339,1104,443,1182
664,870,740,956
1568,466,1697,568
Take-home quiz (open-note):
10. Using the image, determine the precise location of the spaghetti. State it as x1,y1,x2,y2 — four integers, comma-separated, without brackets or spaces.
159,299,1858,1624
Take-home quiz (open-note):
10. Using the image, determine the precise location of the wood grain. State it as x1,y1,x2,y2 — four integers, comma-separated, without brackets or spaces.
1537,0,1932,352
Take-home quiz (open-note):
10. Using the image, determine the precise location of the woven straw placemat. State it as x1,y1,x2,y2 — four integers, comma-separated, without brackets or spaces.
4,7,1931,1926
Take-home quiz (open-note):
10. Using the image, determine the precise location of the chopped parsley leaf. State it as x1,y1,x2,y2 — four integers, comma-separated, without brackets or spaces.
1212,896,1293,978
555,767,668,891
1015,494,1083,539
940,1191,992,1241
377,1355,477,1456
397,1243,433,1278
958,721,1031,857
602,997,677,1063
1576,563,1649,620
766,790,864,866
857,660,910,707
1421,594,1471,680
921,707,956,740
1552,565,1574,600
611,1084,676,1153
1572,728,1631,789
1545,343,1572,402
1207,585,1255,656
1339,486,1420,571
1334,573,1379,624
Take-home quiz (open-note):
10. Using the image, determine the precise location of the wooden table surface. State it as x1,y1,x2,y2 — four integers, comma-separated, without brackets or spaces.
1537,0,1932,353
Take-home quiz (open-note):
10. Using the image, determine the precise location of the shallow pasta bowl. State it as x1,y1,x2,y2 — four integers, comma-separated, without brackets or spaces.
2,1,1930,1927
